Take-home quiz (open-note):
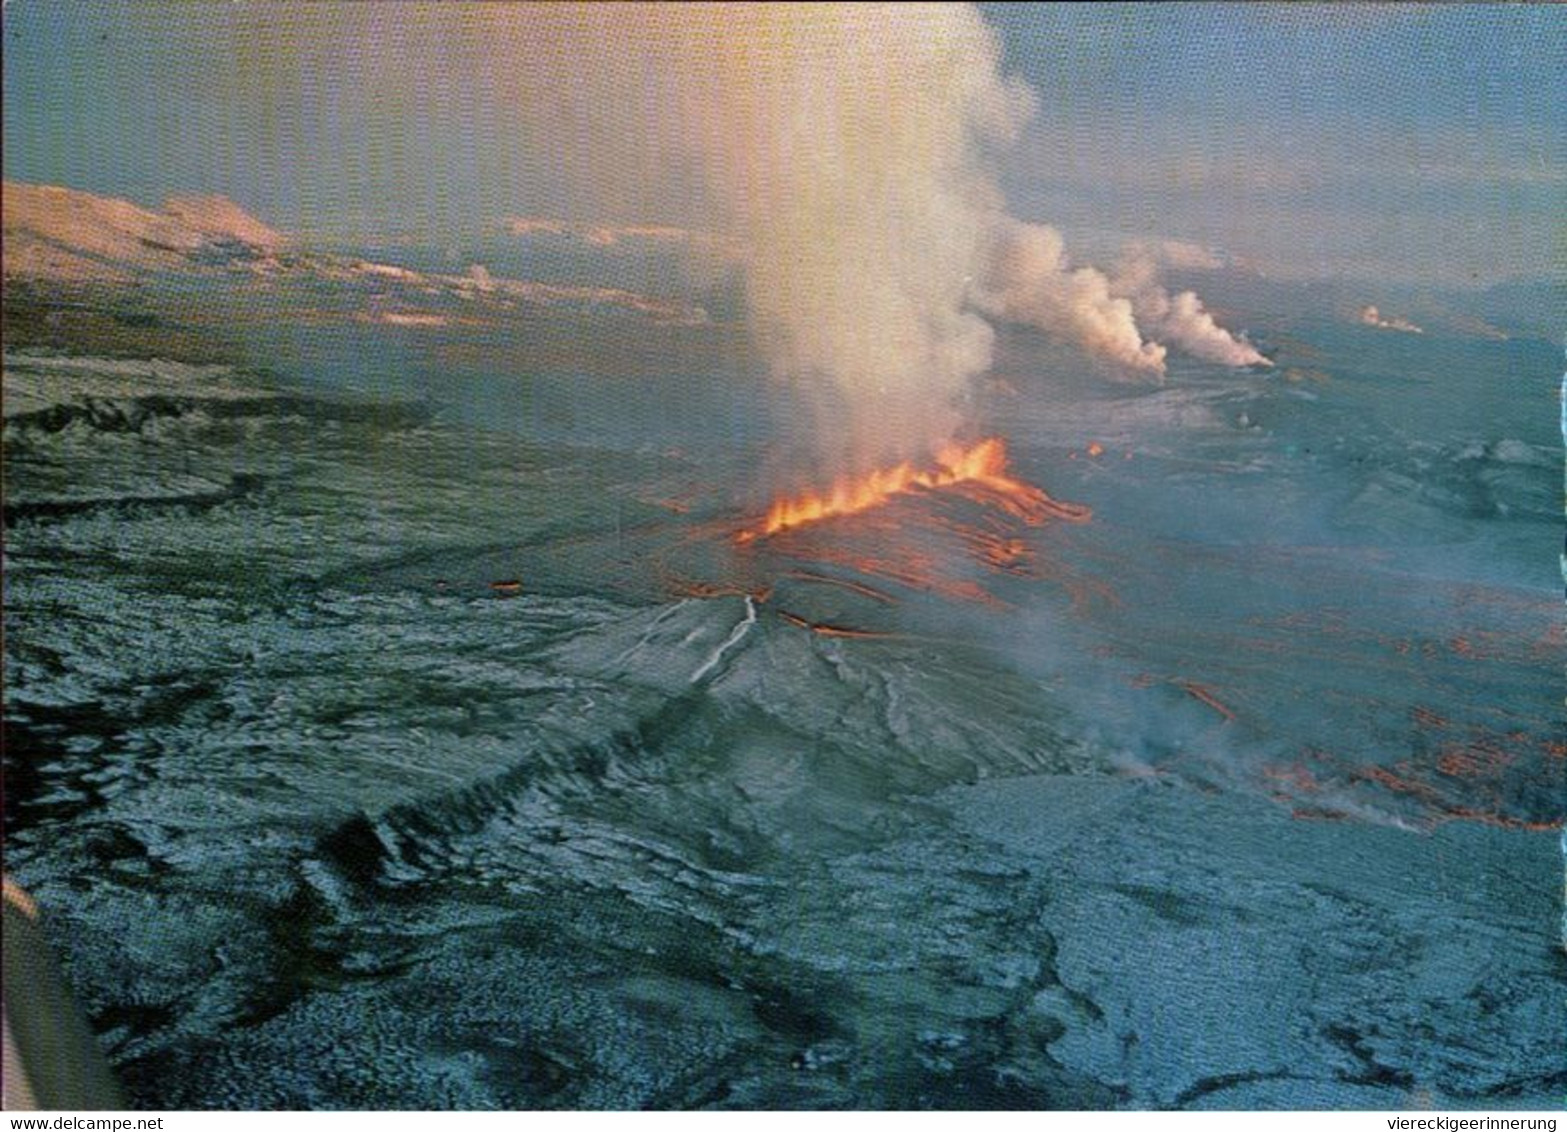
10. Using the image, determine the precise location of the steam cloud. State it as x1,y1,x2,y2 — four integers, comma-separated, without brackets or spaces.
622,3,1265,471
1359,305,1423,334
46,4,1267,472
975,221,1169,375
478,4,1268,469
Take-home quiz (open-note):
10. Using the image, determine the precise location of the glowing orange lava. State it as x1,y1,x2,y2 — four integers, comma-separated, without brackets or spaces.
738,437,1089,542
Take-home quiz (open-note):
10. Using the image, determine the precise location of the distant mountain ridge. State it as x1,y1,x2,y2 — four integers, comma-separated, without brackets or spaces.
2,181,286,282
1,181,708,327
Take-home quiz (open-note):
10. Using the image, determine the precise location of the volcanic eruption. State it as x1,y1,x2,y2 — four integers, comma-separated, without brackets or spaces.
459,5,1266,550
737,436,1090,543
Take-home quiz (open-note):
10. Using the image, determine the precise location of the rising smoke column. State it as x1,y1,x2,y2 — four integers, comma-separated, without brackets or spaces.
342,2,1032,472
107,4,1269,471
476,4,1267,465
974,220,1169,375
660,3,1038,473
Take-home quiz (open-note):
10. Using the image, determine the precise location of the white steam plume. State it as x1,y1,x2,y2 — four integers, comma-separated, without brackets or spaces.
643,4,1265,424
471,4,1267,464
657,3,1037,471
974,221,1169,375
99,4,1274,470
1358,304,1423,334
1111,243,1272,368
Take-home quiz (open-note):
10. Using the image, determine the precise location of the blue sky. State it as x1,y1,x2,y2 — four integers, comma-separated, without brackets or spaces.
4,2,1561,285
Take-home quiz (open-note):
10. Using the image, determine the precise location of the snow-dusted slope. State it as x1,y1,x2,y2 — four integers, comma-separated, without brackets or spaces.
2,181,708,327
2,181,284,281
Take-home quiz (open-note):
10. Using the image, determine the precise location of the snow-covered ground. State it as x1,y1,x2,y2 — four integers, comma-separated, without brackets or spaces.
3,300,1561,1107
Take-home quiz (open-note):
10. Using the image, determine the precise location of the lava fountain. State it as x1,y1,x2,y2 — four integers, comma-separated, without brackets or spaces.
737,437,1090,543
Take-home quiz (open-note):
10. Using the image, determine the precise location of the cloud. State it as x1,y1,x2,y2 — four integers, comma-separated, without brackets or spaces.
1155,239,1227,271
1,180,283,282
1358,305,1423,333
1110,243,1271,368
500,216,743,260
600,2,1041,470
976,221,1167,375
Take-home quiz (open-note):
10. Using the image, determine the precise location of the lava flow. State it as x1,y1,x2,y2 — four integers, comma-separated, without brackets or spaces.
737,437,1090,543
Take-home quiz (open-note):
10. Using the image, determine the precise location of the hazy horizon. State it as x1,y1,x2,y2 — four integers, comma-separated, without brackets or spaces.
5,3,1561,1112
4,2,1561,287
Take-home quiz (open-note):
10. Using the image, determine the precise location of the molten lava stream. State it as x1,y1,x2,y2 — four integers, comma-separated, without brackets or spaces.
737,437,1089,543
